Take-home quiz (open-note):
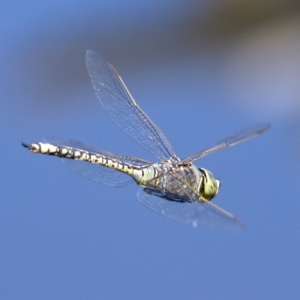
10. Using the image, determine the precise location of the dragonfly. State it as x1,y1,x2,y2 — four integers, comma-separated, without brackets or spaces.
22,50,270,230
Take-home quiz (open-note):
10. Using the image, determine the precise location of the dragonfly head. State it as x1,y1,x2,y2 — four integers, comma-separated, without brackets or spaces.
198,168,220,201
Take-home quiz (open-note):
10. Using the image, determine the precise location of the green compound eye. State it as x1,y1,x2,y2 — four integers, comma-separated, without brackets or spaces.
199,168,220,201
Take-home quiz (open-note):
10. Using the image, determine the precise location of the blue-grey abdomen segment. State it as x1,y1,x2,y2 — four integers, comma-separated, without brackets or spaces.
132,165,156,186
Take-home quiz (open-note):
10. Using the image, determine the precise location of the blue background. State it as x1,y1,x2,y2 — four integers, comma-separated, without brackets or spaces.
1,1,300,299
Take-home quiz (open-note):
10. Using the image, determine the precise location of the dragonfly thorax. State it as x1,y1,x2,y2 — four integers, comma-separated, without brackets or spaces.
198,168,220,201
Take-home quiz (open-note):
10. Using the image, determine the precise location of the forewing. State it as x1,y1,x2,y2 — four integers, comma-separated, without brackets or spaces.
137,172,244,230
44,137,152,187
182,123,270,163
137,188,199,224
86,50,176,160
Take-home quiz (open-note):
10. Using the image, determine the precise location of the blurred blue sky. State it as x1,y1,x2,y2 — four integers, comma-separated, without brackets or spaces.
1,1,300,299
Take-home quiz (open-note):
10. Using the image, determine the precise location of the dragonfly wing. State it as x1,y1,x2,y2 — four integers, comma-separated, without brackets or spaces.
182,123,270,163
137,173,244,230
137,189,244,230
86,50,176,160
44,137,151,187
138,188,198,224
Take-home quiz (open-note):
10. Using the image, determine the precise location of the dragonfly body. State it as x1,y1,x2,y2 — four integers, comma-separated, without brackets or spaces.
23,142,212,203
22,50,270,229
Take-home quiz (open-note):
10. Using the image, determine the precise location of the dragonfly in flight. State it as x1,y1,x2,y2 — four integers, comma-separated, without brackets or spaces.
22,50,270,230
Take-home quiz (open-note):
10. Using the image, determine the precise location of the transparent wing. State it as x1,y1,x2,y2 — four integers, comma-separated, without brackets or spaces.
44,137,152,188
86,50,176,160
137,190,244,230
182,123,270,163
137,173,244,230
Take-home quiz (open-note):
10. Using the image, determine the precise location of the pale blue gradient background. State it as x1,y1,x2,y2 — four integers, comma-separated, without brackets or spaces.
1,1,300,299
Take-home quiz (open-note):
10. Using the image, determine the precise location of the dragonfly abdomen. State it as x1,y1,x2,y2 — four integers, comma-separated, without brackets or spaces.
22,142,139,176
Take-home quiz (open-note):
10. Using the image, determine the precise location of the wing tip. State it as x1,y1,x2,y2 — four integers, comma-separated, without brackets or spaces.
258,122,271,134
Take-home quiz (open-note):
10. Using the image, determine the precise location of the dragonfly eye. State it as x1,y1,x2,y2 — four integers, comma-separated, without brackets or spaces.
199,168,220,201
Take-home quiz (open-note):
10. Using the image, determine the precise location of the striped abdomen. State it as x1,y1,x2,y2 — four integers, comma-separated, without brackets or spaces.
21,142,156,185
